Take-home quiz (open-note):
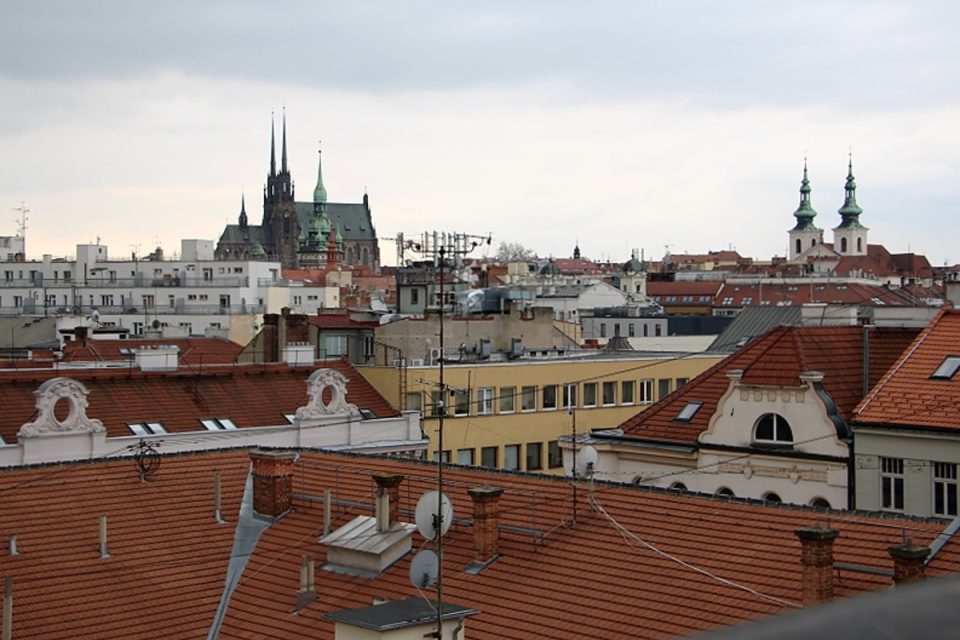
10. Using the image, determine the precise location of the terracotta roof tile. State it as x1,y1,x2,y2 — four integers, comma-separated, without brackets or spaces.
618,325,919,443
0,359,399,442
856,309,960,430
62,337,242,365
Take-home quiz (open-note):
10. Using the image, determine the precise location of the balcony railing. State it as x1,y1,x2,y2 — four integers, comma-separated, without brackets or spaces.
0,275,251,289
0,303,266,317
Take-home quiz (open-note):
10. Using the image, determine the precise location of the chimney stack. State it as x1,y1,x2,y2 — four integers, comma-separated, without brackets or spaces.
75,325,88,346
373,472,404,532
250,449,297,518
888,539,930,585
468,486,504,562
794,525,839,606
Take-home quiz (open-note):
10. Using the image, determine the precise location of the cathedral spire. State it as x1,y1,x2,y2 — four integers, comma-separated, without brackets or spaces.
269,112,277,177
281,107,288,175
239,193,248,228
313,140,327,205
836,152,864,228
791,158,820,231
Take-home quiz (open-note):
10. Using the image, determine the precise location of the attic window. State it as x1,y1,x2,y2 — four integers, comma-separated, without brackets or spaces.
284,413,296,424
201,418,238,431
931,356,960,380
359,409,376,420
675,401,702,422
128,422,166,436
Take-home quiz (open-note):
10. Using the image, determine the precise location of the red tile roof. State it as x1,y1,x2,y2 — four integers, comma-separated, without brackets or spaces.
618,325,920,444
856,309,960,430
0,359,399,442
647,281,724,296
61,337,242,365
307,312,379,330
4,449,960,639
714,282,931,309
217,451,960,639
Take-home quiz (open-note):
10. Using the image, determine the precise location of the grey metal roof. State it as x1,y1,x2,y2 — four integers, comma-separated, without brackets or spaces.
325,597,478,631
707,306,802,353
219,201,376,246
0,317,60,350
320,515,415,554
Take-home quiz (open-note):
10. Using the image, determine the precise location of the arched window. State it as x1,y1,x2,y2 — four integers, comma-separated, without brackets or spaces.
810,497,831,509
716,487,734,498
362,247,370,265
347,247,355,264
670,482,687,491
754,413,793,444
841,237,848,253
763,492,782,504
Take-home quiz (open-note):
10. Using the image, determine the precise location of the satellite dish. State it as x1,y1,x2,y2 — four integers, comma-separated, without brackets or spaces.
409,549,439,589
415,491,453,541
574,446,599,475
151,319,161,329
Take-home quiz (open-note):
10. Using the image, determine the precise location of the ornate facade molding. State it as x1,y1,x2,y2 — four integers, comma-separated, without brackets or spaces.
19,377,105,437
295,368,361,421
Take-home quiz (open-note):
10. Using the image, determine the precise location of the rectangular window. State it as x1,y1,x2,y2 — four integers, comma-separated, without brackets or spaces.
602,381,616,406
404,392,422,412
655,324,662,336
542,385,557,410
521,386,536,412
429,390,445,417
640,379,654,404
323,335,347,356
628,323,636,337
480,446,498,468
676,377,689,388
504,445,520,470
658,378,672,400
454,390,470,416
583,382,597,407
881,457,905,511
548,441,563,468
410,288,419,305
562,384,577,410
457,448,475,466
621,380,636,405
499,386,515,413
934,462,958,516
526,442,543,471
432,450,451,463
600,323,607,338
477,387,494,415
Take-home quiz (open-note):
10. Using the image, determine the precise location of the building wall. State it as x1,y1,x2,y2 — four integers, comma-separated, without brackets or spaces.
359,354,722,474
854,427,960,517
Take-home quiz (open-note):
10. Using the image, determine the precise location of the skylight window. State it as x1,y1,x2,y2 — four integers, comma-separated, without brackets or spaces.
217,418,238,430
284,413,296,424
932,356,960,380
128,422,166,436
675,401,703,422
201,418,239,431
359,409,376,420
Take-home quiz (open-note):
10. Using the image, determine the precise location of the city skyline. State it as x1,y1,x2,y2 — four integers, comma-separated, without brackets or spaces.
1,1,958,265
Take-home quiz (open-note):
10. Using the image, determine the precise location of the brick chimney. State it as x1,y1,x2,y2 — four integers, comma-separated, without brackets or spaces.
888,539,930,585
468,486,504,562
794,525,839,606
372,472,404,532
74,325,88,346
250,449,297,518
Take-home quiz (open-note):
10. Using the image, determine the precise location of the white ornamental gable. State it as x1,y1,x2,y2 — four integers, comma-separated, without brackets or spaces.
295,368,361,420
19,377,105,437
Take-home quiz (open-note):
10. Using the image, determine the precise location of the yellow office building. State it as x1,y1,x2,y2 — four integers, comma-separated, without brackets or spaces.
360,352,722,474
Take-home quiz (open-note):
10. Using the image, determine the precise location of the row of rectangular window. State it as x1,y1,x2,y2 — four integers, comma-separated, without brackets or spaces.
409,378,689,415
433,441,564,471
881,456,958,516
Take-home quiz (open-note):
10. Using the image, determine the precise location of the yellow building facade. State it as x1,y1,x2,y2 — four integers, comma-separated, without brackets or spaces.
359,353,722,474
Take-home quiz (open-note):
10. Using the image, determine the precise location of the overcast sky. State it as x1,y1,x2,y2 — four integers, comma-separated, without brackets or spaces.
1,1,958,266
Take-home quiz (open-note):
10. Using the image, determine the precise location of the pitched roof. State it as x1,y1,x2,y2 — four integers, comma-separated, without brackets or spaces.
307,312,379,330
217,451,960,639
618,325,920,444
646,281,724,296
855,309,960,430
61,337,242,365
0,359,399,442
714,282,931,309
708,307,803,353
4,448,960,639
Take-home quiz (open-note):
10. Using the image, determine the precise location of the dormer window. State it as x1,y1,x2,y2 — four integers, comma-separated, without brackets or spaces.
754,413,793,445
931,356,960,380
128,422,166,436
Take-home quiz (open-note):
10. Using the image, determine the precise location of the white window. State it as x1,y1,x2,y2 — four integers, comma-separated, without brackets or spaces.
602,381,616,406
934,462,958,516
639,379,653,404
582,383,597,408
499,386,515,413
562,384,577,410
521,386,536,412
453,390,470,416
754,413,793,444
621,380,635,405
457,448,475,466
504,444,520,470
477,387,494,415
881,457,905,511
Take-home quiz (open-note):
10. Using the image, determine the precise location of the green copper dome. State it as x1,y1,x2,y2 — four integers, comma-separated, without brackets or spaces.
251,242,266,259
836,155,865,229
791,160,821,232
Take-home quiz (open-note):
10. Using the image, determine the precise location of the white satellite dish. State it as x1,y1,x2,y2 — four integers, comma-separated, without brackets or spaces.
409,549,439,589
415,491,453,541
574,446,599,475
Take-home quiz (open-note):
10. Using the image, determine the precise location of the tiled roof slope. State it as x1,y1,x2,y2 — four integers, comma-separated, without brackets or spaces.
0,449,250,640
62,337,242,365
307,312,379,330
0,359,399,442
714,282,932,308
618,325,920,444
856,309,960,430
217,451,960,640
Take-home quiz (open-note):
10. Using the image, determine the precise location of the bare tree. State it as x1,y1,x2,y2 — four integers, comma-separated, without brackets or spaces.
495,241,536,262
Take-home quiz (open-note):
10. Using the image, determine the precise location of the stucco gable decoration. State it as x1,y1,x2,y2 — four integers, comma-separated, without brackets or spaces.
19,377,105,437
296,368,361,420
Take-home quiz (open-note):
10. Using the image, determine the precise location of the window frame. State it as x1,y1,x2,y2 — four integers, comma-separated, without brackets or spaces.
881,457,905,511
477,387,494,415
542,385,558,411
499,386,516,414
582,382,597,408
526,442,543,471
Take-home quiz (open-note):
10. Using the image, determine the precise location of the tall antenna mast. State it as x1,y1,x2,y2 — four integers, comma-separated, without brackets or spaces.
12,202,29,239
